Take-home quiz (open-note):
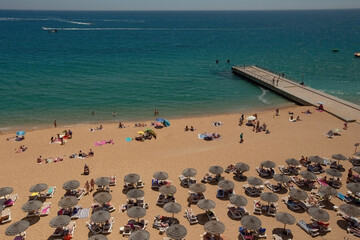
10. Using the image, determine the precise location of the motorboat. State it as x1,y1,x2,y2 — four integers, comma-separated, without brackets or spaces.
355,53,360,58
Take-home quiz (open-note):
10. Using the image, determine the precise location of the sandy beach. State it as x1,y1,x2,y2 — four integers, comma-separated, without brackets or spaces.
0,105,359,240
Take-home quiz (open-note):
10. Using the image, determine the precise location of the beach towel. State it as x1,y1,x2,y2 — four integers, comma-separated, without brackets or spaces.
78,208,90,218
94,139,114,146
318,179,328,186
125,137,132,142
212,121,222,126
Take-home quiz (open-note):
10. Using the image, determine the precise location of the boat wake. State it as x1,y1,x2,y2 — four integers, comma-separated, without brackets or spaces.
258,87,270,104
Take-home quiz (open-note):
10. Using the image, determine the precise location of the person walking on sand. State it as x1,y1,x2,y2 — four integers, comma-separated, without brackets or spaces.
275,109,279,116
240,133,244,143
54,120,57,128
85,181,90,194
90,179,95,191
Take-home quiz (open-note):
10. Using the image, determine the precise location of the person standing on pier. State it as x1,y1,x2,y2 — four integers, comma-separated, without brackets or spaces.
276,79,279,86
272,78,275,85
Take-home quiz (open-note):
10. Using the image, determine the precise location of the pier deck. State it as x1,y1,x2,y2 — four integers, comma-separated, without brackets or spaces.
232,65,360,122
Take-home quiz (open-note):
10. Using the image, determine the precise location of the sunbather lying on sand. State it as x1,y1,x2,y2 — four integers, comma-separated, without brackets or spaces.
15,145,27,153
90,125,103,132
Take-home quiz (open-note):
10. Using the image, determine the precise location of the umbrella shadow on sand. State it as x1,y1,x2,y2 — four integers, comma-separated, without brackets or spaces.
21,216,40,226
196,213,211,225
336,219,349,231
233,175,247,182
272,228,294,240
277,187,288,195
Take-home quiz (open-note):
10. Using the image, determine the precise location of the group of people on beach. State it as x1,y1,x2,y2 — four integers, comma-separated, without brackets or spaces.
84,178,95,194
89,125,103,132
15,145,27,153
184,126,195,131
37,155,64,164
50,129,72,145
70,149,94,159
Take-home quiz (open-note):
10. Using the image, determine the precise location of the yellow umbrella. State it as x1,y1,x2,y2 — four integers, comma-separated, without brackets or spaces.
137,131,144,135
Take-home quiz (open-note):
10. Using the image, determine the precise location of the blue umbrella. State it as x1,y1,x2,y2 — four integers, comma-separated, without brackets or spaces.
16,131,26,136
155,118,170,127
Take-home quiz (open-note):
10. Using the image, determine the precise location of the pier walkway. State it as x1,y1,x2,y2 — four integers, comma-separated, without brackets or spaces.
232,65,360,122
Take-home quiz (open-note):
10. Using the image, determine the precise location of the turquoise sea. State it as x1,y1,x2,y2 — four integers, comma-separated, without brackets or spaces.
0,10,359,130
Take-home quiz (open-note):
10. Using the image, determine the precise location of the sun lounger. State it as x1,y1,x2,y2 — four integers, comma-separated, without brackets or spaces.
350,158,360,166
70,205,82,219
4,194,17,207
136,180,144,188
109,175,116,186
185,208,198,224
278,165,290,175
348,226,360,237
257,227,267,238
311,219,331,232
120,224,133,236
253,200,262,215
40,202,51,216
87,222,102,235
337,193,352,203
44,186,56,198
282,196,301,211
290,176,305,187
267,204,277,216
216,188,225,198
102,217,114,234
265,181,281,192
0,208,11,224
64,221,76,238
297,220,319,237
206,210,218,221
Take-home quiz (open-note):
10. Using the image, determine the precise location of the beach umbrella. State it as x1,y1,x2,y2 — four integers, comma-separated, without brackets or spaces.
260,192,279,203
204,220,225,234
332,153,348,161
325,169,342,178
91,210,110,223
235,162,250,172
353,167,360,174
308,207,330,222
218,180,235,190
153,171,168,180
241,215,262,230
246,116,256,121
289,188,308,200
127,189,145,199
156,118,170,127
261,160,276,168
124,173,140,184
58,196,78,208
49,215,71,228
182,168,197,178
318,186,337,196
347,183,360,193
164,202,182,219
21,200,42,212
275,212,296,230
285,158,300,166
189,183,206,193
300,171,317,180
29,183,48,193
0,187,13,197
5,220,30,236
247,177,263,186
129,230,150,240
95,177,111,187
16,131,26,136
144,129,157,138
88,235,108,240
159,185,177,195
229,195,248,207
166,224,187,239
197,199,216,210
62,180,80,191
127,206,146,222
273,174,290,183
209,166,224,175
94,192,112,204
340,204,360,217
137,131,144,135
309,156,325,164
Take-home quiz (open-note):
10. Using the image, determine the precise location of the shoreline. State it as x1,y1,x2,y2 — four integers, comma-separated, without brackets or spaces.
0,102,297,134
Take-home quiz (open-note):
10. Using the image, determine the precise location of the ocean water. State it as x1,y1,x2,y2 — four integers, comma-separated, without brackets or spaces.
0,10,359,130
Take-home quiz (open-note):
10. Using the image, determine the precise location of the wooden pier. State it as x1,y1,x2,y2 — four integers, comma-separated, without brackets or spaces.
232,65,360,122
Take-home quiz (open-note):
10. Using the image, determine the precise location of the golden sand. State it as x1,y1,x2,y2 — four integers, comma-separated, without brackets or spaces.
0,106,359,240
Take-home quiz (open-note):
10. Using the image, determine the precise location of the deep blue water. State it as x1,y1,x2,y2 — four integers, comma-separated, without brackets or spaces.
0,10,359,130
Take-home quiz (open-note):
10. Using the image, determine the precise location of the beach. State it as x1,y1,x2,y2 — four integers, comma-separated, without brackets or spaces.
0,105,359,239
